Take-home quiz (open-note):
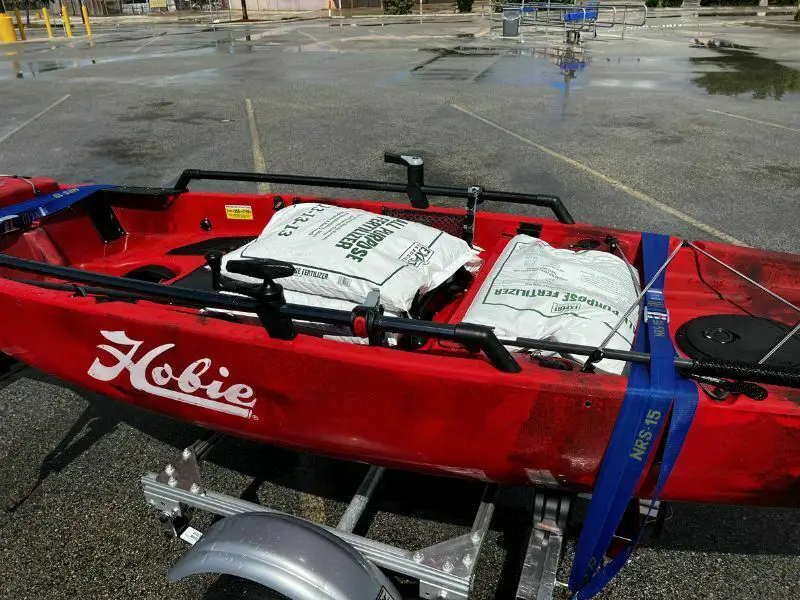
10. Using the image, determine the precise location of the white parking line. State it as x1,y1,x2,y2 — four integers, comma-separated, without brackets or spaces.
450,103,749,247
595,33,684,44
245,98,270,194
298,28,324,44
0,95,71,146
706,109,800,134
298,28,342,51
132,33,165,53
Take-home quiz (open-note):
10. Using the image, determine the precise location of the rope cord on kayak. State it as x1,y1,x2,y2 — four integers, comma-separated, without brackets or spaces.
0,174,39,196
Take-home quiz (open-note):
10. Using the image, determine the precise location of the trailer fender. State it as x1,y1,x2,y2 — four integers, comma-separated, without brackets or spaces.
168,512,401,600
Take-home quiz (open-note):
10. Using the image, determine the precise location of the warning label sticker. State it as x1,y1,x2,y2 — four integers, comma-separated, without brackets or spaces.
225,205,254,220
376,587,396,600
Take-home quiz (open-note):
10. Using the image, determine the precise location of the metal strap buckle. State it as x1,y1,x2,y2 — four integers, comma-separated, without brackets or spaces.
643,307,669,323
644,290,669,323
643,291,669,323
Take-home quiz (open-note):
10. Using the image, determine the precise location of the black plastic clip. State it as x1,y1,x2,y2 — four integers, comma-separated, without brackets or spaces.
690,375,768,401
351,290,385,346
71,284,88,298
224,258,297,340
582,348,605,373
384,152,428,209
463,186,481,247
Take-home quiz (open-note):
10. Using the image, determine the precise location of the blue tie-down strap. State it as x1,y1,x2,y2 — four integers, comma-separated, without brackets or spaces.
568,232,699,599
0,184,113,232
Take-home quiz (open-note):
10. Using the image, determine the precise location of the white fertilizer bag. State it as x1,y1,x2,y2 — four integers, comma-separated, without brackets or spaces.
462,235,640,375
221,203,482,313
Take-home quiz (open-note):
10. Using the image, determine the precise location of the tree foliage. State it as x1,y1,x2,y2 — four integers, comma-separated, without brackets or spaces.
455,0,473,12
383,0,414,14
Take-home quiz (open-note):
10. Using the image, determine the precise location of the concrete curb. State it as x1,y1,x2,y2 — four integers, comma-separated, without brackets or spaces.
71,11,324,26
742,19,800,28
0,32,94,44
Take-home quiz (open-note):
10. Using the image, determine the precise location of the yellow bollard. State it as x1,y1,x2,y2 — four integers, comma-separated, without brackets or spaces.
80,2,91,37
61,4,72,37
0,14,17,43
13,7,26,40
42,8,54,38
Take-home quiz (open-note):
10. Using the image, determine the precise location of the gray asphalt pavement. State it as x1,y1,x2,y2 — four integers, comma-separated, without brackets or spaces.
0,15,799,600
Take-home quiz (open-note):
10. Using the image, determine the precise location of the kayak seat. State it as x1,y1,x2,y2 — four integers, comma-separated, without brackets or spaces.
118,237,257,285
1,227,70,268
171,264,217,292
166,236,256,256
170,262,469,324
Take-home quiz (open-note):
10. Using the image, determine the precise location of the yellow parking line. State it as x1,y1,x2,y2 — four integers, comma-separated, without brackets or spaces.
132,34,163,53
245,98,269,194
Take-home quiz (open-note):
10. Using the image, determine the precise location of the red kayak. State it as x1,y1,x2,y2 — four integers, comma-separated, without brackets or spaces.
0,160,798,508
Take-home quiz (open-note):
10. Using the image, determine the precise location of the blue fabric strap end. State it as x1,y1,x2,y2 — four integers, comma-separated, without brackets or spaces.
0,185,113,224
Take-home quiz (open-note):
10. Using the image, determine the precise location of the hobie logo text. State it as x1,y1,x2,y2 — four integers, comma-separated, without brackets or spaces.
88,330,256,419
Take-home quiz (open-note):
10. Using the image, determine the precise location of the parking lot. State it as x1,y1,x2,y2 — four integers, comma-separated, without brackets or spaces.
1,13,799,600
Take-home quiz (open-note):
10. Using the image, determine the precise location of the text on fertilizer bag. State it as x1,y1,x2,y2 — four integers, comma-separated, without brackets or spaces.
493,288,625,317
334,217,409,263
277,204,330,237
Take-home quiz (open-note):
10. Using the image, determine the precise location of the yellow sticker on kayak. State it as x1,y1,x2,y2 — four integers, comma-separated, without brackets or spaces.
225,205,253,220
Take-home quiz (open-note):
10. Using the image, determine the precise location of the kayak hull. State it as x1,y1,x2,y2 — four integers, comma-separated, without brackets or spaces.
0,184,798,507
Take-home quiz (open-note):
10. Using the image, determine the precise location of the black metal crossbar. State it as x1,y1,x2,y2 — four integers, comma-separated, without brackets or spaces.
172,169,576,225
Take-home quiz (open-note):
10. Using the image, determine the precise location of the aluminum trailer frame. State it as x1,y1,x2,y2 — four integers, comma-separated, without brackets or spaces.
141,434,577,600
